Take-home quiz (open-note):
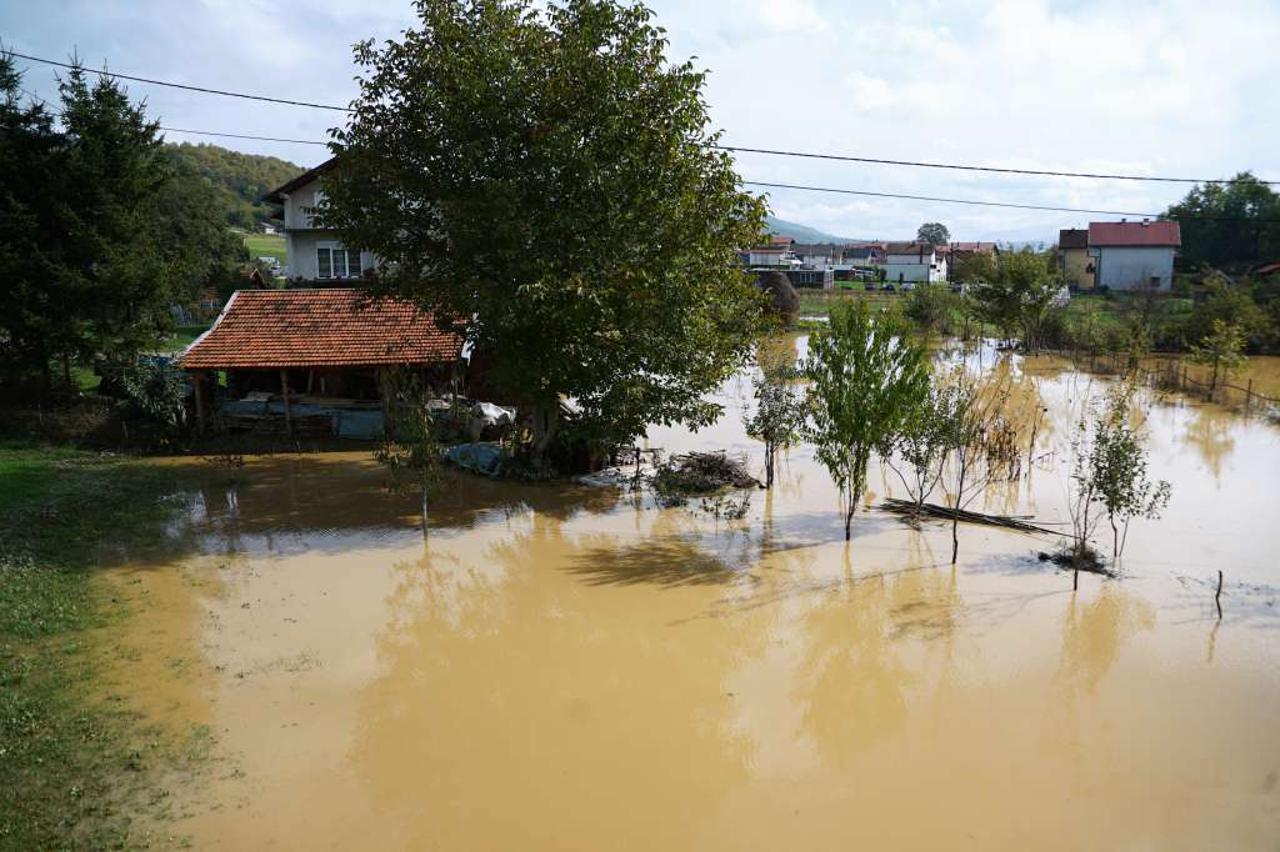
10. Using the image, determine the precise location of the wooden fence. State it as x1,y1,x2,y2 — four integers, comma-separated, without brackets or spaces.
1046,349,1280,416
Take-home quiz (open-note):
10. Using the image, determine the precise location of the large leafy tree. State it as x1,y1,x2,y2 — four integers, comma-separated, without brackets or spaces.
1166,173,1280,272
323,0,766,461
968,247,1060,350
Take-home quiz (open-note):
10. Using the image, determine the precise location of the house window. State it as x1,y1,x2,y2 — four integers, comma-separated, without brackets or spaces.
317,246,363,279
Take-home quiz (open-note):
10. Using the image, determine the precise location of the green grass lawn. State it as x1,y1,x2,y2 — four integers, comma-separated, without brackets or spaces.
242,231,287,265
0,442,198,847
797,287,904,316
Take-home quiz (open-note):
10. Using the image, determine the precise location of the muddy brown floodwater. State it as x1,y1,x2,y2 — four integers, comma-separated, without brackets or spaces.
101,340,1280,850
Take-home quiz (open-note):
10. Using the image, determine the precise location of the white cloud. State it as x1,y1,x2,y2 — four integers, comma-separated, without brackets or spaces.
5,0,1278,241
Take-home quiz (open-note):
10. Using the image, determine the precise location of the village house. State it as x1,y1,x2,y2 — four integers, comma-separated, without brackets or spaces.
180,288,463,437
1087,220,1181,291
747,236,800,268
263,158,377,284
1058,228,1094,289
884,241,947,284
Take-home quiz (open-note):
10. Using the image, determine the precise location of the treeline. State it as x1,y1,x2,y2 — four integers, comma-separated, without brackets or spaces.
1167,173,1280,273
0,55,246,394
904,247,1280,359
163,142,304,229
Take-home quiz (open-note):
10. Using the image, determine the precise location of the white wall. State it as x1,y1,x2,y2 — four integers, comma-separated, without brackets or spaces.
282,181,325,230
285,231,376,281
1092,246,1176,291
885,251,945,283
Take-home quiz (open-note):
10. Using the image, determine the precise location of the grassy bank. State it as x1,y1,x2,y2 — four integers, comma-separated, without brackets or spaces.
242,231,286,265
797,287,902,316
0,443,194,848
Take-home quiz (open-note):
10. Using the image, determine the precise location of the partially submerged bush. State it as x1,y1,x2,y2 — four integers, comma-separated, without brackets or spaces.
758,271,800,326
652,451,759,507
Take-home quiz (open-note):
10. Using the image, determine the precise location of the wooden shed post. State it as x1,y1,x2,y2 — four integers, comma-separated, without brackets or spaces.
281,369,293,436
192,371,206,435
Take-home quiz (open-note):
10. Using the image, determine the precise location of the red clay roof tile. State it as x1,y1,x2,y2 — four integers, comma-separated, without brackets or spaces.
181,289,462,369
1088,220,1181,247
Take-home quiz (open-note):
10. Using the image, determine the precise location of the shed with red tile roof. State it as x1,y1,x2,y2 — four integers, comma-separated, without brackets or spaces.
180,289,464,436
182,289,462,370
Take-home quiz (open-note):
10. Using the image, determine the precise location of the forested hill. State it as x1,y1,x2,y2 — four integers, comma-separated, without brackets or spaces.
162,142,306,229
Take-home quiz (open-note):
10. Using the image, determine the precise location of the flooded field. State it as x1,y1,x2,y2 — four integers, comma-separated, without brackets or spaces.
101,341,1280,850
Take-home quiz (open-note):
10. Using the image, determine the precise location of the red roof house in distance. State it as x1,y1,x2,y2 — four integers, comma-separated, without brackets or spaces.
1087,219,1181,291
181,288,464,436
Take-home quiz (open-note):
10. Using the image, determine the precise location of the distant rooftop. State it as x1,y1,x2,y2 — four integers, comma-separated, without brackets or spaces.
1088,220,1181,248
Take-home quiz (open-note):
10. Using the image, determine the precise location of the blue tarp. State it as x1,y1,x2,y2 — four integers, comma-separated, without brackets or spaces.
446,443,506,477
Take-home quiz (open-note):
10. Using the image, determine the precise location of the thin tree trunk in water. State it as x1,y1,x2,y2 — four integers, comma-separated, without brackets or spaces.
764,442,774,490
844,501,855,541
427,483,437,537
1110,515,1118,560
1073,567,1079,591
951,455,966,564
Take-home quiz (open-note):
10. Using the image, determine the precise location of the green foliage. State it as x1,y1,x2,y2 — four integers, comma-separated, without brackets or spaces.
118,357,188,432
1089,388,1172,559
1190,319,1248,392
967,247,1063,350
744,343,805,489
1166,173,1280,272
375,371,448,498
952,250,996,284
0,54,245,389
916,222,950,246
162,142,303,229
904,282,961,335
323,0,767,465
883,378,963,513
804,301,930,539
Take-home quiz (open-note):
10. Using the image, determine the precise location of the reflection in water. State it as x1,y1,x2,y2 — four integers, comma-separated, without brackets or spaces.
1183,403,1237,481
99,342,1280,851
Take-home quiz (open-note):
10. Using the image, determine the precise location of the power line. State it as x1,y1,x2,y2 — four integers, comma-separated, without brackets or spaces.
719,145,1279,186
743,180,1280,224
8,50,352,113
17,85,329,146
9,50,1276,186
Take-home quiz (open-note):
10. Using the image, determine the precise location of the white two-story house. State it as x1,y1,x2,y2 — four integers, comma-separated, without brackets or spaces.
263,158,376,284
884,241,947,284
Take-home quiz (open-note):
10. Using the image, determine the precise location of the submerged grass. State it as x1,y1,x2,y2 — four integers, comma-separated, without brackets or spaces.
0,441,196,848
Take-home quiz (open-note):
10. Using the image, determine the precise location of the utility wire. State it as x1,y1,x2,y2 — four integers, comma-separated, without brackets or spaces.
8,50,352,112
10,49,1277,186
719,145,1278,186
743,180,1280,224
17,85,329,146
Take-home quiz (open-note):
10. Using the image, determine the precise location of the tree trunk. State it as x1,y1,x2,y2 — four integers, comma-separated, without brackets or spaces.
951,456,967,564
1110,515,1119,561
764,442,775,490
427,483,437,537
62,353,72,391
844,501,855,541
1073,567,1079,591
530,399,560,466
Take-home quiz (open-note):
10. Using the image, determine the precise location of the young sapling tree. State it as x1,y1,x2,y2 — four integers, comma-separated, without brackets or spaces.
744,344,805,489
805,301,930,540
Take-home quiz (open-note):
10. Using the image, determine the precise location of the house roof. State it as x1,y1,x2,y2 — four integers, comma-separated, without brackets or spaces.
261,157,338,204
948,241,998,253
884,241,934,256
1059,229,1089,249
180,288,462,370
1088,220,1181,247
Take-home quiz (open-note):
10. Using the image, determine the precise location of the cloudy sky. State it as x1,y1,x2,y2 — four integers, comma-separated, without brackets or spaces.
5,0,1279,241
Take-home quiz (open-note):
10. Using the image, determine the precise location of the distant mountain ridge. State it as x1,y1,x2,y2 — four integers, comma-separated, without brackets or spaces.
765,215,859,244
162,142,305,229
